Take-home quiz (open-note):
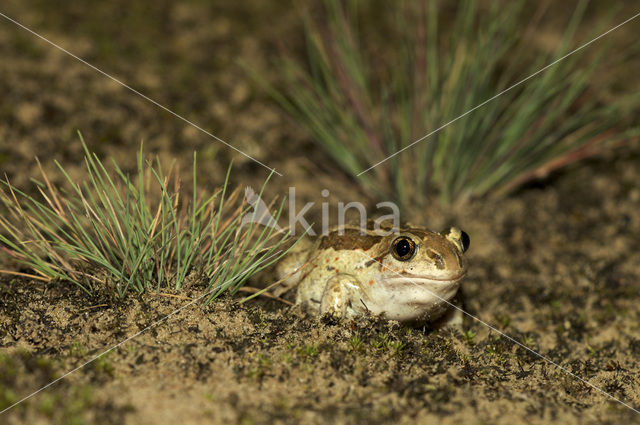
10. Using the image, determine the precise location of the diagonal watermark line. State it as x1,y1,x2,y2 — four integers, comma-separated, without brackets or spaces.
356,250,640,415
0,250,282,416
0,11,282,177
357,10,640,177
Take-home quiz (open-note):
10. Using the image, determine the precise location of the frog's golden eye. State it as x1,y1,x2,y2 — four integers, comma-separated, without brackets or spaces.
391,236,416,261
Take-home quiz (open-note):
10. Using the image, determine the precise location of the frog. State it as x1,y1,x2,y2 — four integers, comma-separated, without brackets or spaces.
274,222,469,324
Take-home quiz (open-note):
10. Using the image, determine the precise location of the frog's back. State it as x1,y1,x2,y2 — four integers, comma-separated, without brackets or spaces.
273,237,314,296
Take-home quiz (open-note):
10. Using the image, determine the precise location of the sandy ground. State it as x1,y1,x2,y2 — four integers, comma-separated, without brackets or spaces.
1,1,639,424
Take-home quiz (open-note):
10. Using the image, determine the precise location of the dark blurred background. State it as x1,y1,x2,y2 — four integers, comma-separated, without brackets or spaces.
0,0,638,221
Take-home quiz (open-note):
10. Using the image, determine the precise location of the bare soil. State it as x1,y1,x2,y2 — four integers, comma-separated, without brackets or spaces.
1,1,639,424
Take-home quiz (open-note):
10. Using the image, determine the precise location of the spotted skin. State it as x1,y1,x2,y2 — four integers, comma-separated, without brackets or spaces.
275,224,469,323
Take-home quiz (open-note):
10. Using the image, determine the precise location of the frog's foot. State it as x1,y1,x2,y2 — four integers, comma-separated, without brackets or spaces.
272,274,301,298
320,274,367,318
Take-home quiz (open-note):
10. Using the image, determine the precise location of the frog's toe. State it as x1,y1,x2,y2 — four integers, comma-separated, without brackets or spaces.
319,274,361,317
320,280,347,317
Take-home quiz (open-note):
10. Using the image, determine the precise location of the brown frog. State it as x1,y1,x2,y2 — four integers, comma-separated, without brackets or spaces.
275,223,469,323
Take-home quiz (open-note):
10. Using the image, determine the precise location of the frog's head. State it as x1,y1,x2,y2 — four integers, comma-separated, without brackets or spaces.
373,227,469,321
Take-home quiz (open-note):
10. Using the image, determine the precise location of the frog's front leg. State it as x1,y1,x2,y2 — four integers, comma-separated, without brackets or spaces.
320,274,369,318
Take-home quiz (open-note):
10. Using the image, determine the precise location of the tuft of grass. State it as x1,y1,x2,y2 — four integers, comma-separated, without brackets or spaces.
348,335,363,352
464,329,477,345
0,134,292,302
258,0,640,206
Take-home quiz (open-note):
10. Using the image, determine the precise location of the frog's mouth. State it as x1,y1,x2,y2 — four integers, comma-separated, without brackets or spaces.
382,273,465,303
380,275,462,317
389,271,467,283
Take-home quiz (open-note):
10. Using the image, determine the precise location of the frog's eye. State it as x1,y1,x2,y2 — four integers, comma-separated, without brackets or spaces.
460,231,470,253
442,227,470,253
391,236,416,261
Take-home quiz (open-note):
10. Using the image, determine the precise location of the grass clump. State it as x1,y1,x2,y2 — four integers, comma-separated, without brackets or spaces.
260,0,640,206
0,135,291,301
